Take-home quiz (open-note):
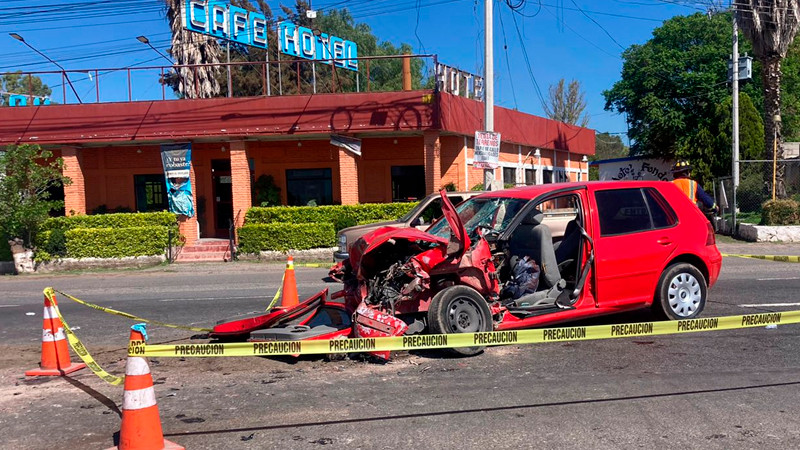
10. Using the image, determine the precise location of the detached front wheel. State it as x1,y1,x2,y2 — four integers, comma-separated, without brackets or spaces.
427,285,492,356
654,263,707,320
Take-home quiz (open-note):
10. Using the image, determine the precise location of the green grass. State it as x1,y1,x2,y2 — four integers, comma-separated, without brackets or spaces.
736,211,762,225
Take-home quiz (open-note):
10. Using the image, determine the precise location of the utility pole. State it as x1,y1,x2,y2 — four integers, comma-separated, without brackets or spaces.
483,0,495,190
731,4,739,230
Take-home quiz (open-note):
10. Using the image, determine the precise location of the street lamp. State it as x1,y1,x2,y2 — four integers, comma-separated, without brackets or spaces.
136,35,172,63
772,114,782,201
9,32,82,103
581,155,589,182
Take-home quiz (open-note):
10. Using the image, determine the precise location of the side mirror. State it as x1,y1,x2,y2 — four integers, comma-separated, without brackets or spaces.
411,217,422,227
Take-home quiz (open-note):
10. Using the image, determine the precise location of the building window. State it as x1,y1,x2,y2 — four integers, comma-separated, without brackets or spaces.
502,167,516,187
543,169,553,184
391,165,426,201
286,168,333,206
524,168,536,185
134,174,168,212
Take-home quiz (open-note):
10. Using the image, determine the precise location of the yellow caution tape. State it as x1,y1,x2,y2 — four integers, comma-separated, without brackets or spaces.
44,288,124,385
294,262,331,268
53,288,212,332
722,253,800,263
136,310,800,358
265,273,284,312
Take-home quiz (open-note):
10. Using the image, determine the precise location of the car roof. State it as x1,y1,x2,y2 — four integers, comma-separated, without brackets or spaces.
472,180,676,200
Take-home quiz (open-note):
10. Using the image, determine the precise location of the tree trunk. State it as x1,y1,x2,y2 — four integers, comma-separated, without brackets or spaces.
762,56,787,198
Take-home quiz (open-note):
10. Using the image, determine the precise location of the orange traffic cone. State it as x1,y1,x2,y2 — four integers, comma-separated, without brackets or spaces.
25,291,86,376
281,255,299,308
109,325,183,450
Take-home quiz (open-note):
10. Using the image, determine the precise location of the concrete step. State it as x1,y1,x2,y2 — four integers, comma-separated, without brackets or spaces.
183,244,231,252
174,251,231,262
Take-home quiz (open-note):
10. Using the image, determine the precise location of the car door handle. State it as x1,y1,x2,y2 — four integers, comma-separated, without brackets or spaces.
656,237,673,246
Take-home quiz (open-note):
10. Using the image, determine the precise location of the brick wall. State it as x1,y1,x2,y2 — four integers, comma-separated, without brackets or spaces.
229,141,251,230
61,147,86,215
338,146,359,205
423,131,442,194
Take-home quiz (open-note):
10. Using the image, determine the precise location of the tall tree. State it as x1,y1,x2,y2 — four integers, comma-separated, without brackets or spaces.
162,0,222,98
542,79,590,127
0,145,69,247
1,72,51,106
593,132,628,161
737,0,800,197
604,12,762,182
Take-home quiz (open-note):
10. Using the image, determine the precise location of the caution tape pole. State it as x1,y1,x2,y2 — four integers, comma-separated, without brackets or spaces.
134,310,800,358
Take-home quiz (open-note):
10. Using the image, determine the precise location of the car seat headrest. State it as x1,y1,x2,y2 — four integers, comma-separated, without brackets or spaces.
522,209,544,225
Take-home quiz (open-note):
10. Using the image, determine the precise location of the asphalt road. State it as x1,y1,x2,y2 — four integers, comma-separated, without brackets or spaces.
2,243,800,449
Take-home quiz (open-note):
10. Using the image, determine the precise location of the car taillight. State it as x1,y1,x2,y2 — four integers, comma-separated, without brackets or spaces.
705,222,716,246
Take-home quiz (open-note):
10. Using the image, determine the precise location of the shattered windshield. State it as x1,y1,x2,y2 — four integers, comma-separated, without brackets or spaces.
427,196,528,239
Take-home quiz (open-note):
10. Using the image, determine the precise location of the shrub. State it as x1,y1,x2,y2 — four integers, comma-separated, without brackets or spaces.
761,199,800,225
238,223,335,253
41,211,177,233
64,226,173,258
0,238,11,261
244,203,417,232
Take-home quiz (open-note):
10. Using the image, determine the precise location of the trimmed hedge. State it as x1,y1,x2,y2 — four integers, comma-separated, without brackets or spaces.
238,223,335,253
36,212,180,261
41,211,178,233
762,199,800,225
245,203,418,232
64,226,173,259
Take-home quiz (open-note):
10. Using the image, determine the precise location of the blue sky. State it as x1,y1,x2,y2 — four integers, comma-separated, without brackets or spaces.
0,0,719,142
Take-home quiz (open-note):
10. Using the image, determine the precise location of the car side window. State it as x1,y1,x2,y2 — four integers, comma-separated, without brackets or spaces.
644,188,677,228
595,188,653,236
419,199,444,224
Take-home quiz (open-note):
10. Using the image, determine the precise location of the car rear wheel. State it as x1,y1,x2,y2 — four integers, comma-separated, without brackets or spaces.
654,263,707,320
427,285,493,356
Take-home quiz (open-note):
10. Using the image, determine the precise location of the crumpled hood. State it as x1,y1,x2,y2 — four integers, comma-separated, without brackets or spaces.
349,226,448,271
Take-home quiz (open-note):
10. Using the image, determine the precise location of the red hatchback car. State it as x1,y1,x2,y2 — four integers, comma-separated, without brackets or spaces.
217,181,721,359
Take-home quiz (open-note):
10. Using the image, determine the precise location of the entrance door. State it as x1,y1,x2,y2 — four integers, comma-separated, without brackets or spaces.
211,159,233,238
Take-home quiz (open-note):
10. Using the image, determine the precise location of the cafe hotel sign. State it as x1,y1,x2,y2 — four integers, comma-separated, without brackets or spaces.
182,0,359,71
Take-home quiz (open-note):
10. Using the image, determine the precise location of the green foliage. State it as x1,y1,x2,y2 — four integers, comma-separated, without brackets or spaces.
0,144,70,247
1,72,52,106
441,182,457,192
238,223,336,253
254,174,281,207
0,238,11,261
245,203,417,232
737,166,768,213
604,13,762,168
543,79,590,127
36,211,179,259
64,226,173,259
782,39,800,142
471,183,485,191
593,132,628,161
761,199,800,225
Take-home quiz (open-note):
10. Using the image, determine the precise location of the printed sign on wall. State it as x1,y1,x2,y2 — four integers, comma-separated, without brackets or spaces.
160,143,195,217
473,131,501,169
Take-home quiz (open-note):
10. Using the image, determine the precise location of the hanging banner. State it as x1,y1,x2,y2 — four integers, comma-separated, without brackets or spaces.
592,156,673,181
330,134,362,156
473,131,501,169
160,143,195,217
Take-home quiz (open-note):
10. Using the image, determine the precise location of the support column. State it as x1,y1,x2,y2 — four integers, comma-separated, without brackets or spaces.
338,146,359,205
61,146,86,215
229,141,252,232
424,131,442,194
178,162,199,245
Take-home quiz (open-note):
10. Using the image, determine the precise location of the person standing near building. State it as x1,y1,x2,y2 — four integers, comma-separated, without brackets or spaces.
671,161,718,214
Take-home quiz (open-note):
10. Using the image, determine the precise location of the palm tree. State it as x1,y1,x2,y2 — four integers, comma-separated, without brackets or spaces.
736,0,800,197
163,0,222,99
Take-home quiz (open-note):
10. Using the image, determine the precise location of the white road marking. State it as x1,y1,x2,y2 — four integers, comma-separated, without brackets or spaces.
0,305,19,308
740,302,800,308
159,295,263,302
757,277,800,281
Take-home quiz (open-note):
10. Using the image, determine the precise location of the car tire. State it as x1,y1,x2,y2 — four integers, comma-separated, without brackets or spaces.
653,263,707,320
427,285,493,356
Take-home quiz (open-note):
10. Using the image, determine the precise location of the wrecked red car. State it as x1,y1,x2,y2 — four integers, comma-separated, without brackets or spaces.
215,181,722,359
